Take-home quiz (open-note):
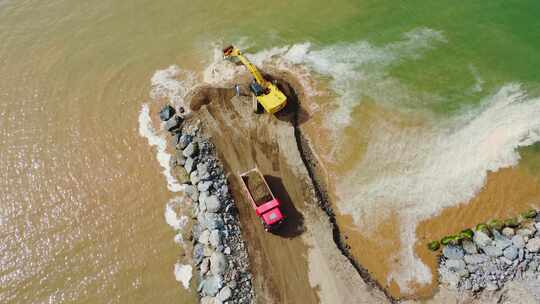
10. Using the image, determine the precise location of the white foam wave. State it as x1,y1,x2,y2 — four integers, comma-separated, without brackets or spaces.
138,103,184,192
150,65,196,113
337,84,540,291
174,263,192,289
165,196,188,231
205,28,445,130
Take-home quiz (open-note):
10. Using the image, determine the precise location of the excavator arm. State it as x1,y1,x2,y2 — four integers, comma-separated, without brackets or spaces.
223,45,287,114
223,46,267,86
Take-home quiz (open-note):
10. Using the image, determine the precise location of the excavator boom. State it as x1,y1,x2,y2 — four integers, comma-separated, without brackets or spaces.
223,45,287,114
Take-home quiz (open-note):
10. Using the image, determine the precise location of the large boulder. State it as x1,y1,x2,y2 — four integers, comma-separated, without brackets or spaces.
175,150,186,166
183,142,199,158
482,245,503,257
199,229,210,245
190,170,200,185
503,246,518,260
179,134,192,150
185,157,196,173
462,240,478,255
172,166,190,184
217,286,232,302
444,259,468,277
193,243,204,264
442,245,464,260
464,254,489,265
512,235,526,248
502,227,515,237
517,228,534,239
203,213,224,230
197,162,211,181
159,105,175,121
200,297,217,304
164,115,182,132
526,237,540,253
205,195,221,213
200,275,221,296
184,185,199,201
210,252,228,276
473,231,492,247
209,229,221,247
198,181,213,192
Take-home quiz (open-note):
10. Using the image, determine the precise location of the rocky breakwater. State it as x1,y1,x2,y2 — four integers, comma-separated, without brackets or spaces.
159,105,254,304
438,211,540,294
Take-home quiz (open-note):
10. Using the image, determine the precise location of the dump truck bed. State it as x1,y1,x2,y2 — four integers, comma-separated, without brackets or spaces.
241,169,273,207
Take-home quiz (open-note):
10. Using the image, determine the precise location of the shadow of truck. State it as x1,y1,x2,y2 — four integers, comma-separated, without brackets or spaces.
265,175,305,239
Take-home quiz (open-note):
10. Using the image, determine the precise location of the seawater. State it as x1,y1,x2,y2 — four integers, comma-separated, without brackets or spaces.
2,0,540,302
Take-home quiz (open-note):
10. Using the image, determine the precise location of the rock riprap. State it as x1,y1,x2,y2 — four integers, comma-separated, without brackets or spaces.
160,106,254,304
438,215,540,293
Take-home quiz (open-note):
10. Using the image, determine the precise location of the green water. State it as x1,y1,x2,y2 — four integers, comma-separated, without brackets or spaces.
2,0,540,302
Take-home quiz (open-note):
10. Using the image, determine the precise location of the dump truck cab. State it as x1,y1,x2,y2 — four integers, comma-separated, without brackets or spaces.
239,168,285,231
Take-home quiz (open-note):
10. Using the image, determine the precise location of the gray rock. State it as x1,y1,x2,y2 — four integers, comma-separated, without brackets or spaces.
224,247,231,255
201,275,221,296
526,237,540,252
185,157,196,173
210,252,228,276
184,185,199,201
179,134,192,149
473,231,492,247
462,240,478,254
503,246,518,260
203,245,214,257
199,229,210,245
517,228,534,239
190,170,200,185
204,213,224,230
198,181,213,192
217,286,232,302
209,229,221,247
200,258,210,275
183,142,199,158
513,235,526,248
439,267,461,288
164,115,182,132
198,162,211,181
175,150,186,166
483,245,503,257
502,227,515,237
159,105,175,121
200,296,216,304
200,197,207,212
194,243,204,264
445,259,468,277
464,254,489,265
205,195,221,213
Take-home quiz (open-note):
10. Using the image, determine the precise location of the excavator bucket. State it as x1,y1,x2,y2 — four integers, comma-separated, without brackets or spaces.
222,45,234,57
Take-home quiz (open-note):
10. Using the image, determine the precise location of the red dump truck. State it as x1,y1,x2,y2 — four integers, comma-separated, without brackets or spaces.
239,168,285,231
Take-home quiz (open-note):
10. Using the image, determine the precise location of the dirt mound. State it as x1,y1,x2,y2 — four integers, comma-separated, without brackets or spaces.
241,171,273,206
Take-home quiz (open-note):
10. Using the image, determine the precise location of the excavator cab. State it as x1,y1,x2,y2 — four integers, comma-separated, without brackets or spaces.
249,82,267,96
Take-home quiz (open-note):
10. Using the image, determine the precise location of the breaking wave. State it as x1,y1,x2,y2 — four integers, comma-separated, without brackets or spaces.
336,84,540,291
137,103,184,192
204,28,446,130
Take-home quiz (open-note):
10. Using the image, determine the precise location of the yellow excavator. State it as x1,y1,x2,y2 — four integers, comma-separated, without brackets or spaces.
223,46,287,114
